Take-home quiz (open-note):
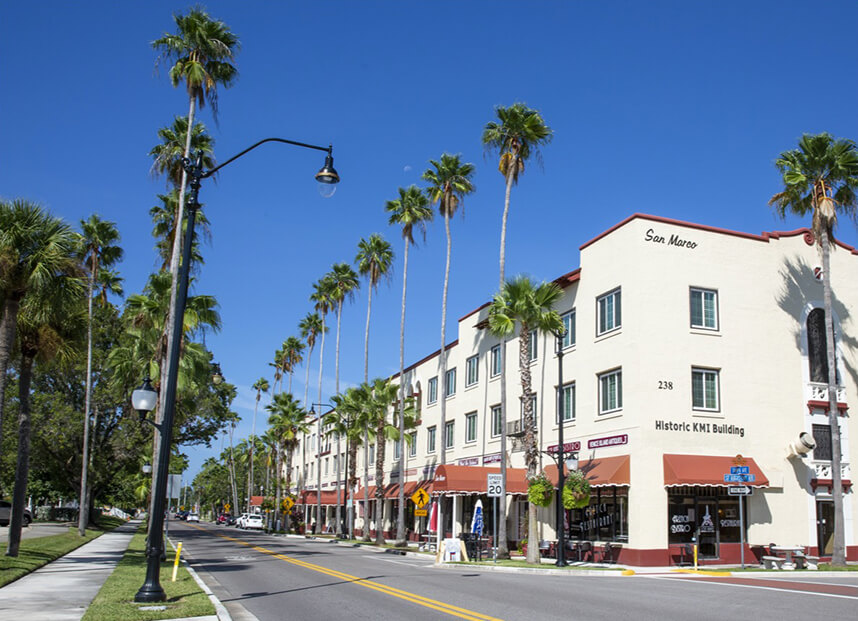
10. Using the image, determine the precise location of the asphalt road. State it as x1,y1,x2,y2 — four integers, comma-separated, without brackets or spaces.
171,521,858,621
0,522,71,543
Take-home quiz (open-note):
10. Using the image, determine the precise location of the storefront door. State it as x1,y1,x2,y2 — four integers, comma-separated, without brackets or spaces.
696,498,718,559
816,500,835,555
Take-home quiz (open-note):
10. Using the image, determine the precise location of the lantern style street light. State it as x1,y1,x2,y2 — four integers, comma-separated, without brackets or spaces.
134,138,338,603
308,403,339,536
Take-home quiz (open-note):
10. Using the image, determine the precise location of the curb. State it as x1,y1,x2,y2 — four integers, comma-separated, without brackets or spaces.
431,562,628,577
167,536,232,621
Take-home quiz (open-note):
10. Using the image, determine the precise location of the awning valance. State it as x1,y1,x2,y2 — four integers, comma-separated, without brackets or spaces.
300,490,341,505
663,454,769,488
432,464,528,495
356,480,433,500
545,455,630,488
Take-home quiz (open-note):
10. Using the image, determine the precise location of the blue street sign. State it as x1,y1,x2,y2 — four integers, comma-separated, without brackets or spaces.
724,474,755,482
730,466,750,475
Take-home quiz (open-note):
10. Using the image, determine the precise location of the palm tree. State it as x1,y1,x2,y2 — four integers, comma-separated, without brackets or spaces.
488,275,563,564
482,103,553,287
149,115,216,187
152,8,239,455
310,276,335,532
299,312,324,496
769,132,858,566
77,215,123,537
7,255,85,556
329,386,368,537
0,200,81,466
326,262,359,534
355,233,394,538
267,392,309,531
150,190,211,270
248,378,270,514
95,268,124,306
280,336,305,394
422,155,475,466
385,187,432,545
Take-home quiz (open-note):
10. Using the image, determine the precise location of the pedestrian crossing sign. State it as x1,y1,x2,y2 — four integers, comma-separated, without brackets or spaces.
411,488,430,508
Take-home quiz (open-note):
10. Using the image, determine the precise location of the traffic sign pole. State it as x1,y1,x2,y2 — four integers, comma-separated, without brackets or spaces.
739,492,745,569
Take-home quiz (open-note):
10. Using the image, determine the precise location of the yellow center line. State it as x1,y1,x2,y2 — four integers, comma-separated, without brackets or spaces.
188,524,503,621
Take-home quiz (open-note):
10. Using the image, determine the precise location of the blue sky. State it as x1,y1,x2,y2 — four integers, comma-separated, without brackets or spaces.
3,1,858,482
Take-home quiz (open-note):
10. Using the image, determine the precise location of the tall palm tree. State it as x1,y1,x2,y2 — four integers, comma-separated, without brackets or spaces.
310,276,335,532
299,312,324,495
77,215,122,537
7,255,85,556
281,336,305,394
355,233,394,537
150,191,211,271
385,186,433,545
329,386,368,537
152,8,239,458
483,105,552,559
488,275,563,564
269,348,284,395
248,378,270,513
482,103,553,287
267,392,309,531
0,200,81,465
149,115,216,188
769,132,858,566
326,262,359,534
95,268,124,306
423,155,474,547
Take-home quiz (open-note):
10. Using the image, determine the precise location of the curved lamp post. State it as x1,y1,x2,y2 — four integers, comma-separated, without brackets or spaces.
308,403,335,536
134,138,339,603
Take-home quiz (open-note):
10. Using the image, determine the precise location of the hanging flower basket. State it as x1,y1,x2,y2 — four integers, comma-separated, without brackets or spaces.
562,470,591,509
528,471,554,507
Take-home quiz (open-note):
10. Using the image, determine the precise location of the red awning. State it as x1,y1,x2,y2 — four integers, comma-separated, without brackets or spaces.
356,480,433,500
545,455,630,488
432,464,528,495
300,490,341,505
663,454,769,487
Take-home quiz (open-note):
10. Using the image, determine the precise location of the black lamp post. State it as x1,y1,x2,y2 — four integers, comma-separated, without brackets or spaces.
309,403,340,536
134,138,338,603
551,327,579,567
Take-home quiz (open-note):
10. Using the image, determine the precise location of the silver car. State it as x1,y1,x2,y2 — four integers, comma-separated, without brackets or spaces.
0,500,33,527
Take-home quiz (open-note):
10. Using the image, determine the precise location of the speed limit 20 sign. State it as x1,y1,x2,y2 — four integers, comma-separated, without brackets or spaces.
487,474,503,497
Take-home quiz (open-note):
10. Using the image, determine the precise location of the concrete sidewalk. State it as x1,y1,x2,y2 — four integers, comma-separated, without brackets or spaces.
0,518,139,620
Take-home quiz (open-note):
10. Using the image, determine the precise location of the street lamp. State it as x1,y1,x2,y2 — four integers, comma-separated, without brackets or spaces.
134,137,339,603
553,327,572,567
132,377,158,424
309,403,341,537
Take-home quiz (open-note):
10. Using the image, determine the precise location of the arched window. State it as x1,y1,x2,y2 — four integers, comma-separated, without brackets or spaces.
807,308,837,384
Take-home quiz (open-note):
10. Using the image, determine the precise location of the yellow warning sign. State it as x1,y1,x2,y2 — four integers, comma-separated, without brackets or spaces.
282,497,295,512
415,508,428,517
411,488,430,508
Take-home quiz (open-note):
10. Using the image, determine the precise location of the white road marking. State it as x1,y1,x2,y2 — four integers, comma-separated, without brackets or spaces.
363,555,434,567
652,576,858,601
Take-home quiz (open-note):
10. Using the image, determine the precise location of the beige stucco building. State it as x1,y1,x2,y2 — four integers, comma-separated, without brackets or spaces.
294,214,856,565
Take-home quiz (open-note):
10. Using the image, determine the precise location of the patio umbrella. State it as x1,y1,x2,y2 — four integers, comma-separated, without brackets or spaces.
470,499,484,536
428,499,438,533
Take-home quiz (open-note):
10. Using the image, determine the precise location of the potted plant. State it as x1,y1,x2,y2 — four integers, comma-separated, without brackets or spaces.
528,471,554,507
562,470,591,510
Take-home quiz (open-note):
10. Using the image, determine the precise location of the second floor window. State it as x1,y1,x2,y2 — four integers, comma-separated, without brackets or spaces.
528,330,538,361
393,438,401,460
445,420,455,449
465,412,478,443
599,369,623,414
428,377,438,403
490,344,502,377
409,431,417,457
558,382,575,423
445,368,457,397
812,424,832,461
466,355,479,387
561,310,576,348
597,288,622,335
427,426,436,453
692,367,720,411
491,405,503,437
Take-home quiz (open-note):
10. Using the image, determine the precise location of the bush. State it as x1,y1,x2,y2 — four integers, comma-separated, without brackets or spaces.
527,472,554,507
34,506,78,522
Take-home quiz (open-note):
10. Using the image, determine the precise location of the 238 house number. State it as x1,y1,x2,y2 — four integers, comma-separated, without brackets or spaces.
658,381,674,390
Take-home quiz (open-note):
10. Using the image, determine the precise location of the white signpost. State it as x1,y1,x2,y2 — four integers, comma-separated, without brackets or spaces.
487,474,502,564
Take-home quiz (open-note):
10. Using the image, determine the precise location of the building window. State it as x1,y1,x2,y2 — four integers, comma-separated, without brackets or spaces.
490,344,502,377
597,288,622,335
427,426,436,453
393,438,401,460
557,382,575,423
428,376,438,404
807,308,839,384
409,431,417,457
812,424,832,461
445,420,455,449
599,369,622,414
491,405,502,437
690,288,718,330
445,368,457,397
528,330,538,361
466,355,479,387
561,310,576,348
465,412,478,443
369,444,375,464
324,457,329,475
692,367,719,411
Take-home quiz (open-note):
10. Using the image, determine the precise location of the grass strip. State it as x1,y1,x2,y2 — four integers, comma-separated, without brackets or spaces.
82,528,214,621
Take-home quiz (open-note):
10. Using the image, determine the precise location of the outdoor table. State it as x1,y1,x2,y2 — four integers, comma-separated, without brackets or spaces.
771,545,805,567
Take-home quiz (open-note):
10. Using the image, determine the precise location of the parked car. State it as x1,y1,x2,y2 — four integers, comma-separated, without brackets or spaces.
186,512,200,523
0,500,32,527
226,514,237,526
216,513,229,525
235,513,249,528
244,514,264,530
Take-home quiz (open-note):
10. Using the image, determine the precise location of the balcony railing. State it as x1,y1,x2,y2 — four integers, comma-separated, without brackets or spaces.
806,382,847,404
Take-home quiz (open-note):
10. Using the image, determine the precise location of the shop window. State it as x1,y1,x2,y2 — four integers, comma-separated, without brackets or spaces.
568,488,628,543
667,488,746,557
